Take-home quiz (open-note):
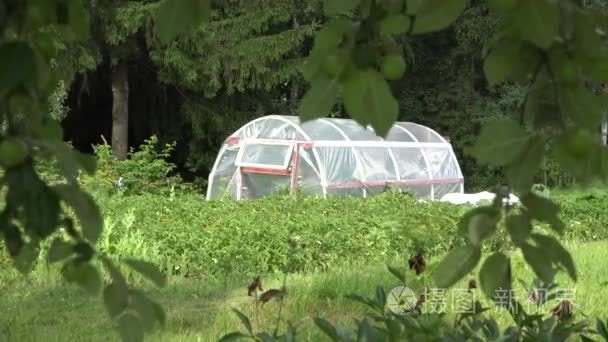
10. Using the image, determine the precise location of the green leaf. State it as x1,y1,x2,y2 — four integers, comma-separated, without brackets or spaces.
14,242,40,274
487,0,517,13
77,264,102,295
412,0,468,34
38,120,64,142
150,298,166,327
433,244,481,289
596,319,608,339
342,69,398,137
479,252,512,302
26,0,56,28
380,15,411,34
458,206,499,236
558,85,606,130
124,258,167,288
520,193,564,234
309,21,351,56
39,141,88,182
255,332,274,342
324,0,361,15
314,317,341,341
75,150,97,175
483,41,542,86
6,164,61,239
302,29,349,83
101,257,130,319
531,234,576,282
118,312,144,342
406,0,424,15
102,256,128,289
0,138,29,168
232,308,253,335
27,185,61,239
553,131,608,183
385,319,403,341
521,243,555,283
515,0,559,49
465,120,530,167
130,290,164,331
154,0,211,44
505,135,545,193
375,285,386,309
52,185,103,244
62,261,101,295
357,318,379,341
465,207,501,246
298,74,339,122
67,0,89,39
505,214,532,247
0,42,37,94
345,294,381,311
47,238,73,263
387,265,406,283
1,222,24,257
570,12,607,60
103,282,128,318
219,332,250,342
524,68,562,129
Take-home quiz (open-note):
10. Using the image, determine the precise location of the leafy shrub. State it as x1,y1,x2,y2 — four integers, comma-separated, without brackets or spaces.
82,136,185,195
2,187,605,282
93,192,467,277
86,190,607,279
34,136,185,195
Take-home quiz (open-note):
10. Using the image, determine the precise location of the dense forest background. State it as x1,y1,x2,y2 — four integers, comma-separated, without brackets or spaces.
52,0,608,191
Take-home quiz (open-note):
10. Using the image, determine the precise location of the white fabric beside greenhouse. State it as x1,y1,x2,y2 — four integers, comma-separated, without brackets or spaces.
207,115,464,200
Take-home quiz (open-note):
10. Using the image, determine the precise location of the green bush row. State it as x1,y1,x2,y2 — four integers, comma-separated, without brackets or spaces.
35,136,188,195
91,189,608,279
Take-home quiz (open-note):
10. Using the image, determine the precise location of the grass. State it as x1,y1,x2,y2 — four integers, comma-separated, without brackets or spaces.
1,240,607,341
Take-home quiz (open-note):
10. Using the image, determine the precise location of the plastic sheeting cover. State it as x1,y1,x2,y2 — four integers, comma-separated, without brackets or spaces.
207,115,464,200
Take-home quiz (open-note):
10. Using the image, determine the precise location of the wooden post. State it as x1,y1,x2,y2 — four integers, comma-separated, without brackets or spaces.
290,144,300,195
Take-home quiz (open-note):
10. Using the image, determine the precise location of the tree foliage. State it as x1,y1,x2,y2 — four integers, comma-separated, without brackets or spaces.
152,0,321,96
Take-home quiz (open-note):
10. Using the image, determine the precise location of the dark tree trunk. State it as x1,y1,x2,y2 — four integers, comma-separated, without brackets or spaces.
111,60,129,160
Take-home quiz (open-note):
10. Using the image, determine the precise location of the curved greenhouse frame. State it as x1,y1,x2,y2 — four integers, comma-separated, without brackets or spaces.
207,115,464,200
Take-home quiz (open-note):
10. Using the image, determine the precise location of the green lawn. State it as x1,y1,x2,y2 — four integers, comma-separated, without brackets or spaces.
1,241,606,341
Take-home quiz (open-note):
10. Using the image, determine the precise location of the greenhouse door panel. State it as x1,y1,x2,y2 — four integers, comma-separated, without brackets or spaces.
235,141,299,200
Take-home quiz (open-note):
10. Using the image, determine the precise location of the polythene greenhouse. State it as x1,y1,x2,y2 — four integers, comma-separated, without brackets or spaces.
206,115,464,200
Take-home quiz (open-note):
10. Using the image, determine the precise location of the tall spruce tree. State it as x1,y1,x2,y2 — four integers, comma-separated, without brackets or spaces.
149,0,323,172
